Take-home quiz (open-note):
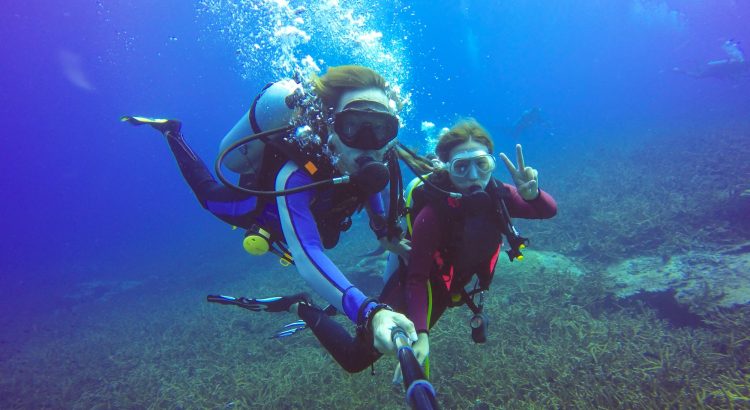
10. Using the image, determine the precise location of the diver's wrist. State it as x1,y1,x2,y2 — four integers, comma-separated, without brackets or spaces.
364,303,393,332
369,219,388,238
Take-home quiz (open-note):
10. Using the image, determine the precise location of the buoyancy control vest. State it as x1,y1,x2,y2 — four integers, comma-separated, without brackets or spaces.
404,174,529,291
218,80,403,259
242,129,368,250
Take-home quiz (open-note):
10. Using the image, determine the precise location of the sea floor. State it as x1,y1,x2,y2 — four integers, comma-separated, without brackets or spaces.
1,229,749,409
0,250,750,409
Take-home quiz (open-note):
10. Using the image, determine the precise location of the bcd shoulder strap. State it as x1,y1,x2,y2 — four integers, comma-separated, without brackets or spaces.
244,132,336,224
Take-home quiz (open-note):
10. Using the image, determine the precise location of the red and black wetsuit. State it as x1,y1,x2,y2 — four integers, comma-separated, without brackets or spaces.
300,177,556,373
387,179,557,334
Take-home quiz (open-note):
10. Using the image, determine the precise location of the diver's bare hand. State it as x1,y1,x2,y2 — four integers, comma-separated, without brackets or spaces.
379,237,411,264
371,310,418,354
499,144,539,200
392,332,429,384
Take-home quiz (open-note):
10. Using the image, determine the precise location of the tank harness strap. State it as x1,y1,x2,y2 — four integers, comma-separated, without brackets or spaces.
269,242,294,266
241,137,289,239
462,287,484,315
491,180,529,262
386,149,405,240
248,82,275,134
266,134,335,181
244,130,335,241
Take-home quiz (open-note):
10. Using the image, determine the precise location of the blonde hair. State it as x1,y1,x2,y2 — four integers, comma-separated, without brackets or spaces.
311,65,387,112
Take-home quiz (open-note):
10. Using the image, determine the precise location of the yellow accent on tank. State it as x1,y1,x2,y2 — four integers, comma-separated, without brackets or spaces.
517,255,524,261
451,293,462,303
279,254,292,266
520,244,526,250
243,227,271,255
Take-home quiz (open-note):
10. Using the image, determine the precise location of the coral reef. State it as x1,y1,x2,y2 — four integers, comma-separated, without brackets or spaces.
530,127,750,269
64,279,144,303
606,245,750,311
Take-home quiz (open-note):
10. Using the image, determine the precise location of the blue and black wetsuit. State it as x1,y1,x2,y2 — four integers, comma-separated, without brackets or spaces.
166,132,384,327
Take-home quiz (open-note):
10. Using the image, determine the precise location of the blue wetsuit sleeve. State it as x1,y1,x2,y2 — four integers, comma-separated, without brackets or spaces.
165,132,260,223
366,192,389,238
368,192,386,215
275,162,376,324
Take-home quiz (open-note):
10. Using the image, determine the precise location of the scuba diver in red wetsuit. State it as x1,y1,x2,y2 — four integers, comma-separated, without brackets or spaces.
211,118,556,377
386,119,557,376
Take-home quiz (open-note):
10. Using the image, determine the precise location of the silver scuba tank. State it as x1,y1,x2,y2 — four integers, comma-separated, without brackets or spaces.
218,79,301,175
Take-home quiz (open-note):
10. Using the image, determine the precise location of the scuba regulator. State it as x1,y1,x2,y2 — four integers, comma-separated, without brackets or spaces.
455,287,490,343
468,291,489,344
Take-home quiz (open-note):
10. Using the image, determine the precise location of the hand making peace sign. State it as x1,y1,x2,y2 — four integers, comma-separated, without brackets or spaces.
499,144,540,200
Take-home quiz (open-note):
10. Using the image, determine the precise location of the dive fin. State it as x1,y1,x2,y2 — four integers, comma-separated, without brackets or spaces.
120,115,169,125
207,293,313,313
271,320,308,339
120,115,181,134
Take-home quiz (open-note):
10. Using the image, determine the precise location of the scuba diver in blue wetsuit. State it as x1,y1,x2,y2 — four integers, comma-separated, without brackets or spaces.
123,65,417,354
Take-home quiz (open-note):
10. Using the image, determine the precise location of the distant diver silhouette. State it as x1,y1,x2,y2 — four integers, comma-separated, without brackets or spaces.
510,107,545,138
673,39,749,80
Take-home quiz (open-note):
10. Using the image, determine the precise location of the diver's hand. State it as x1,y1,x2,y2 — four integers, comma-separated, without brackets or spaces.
500,143,539,200
391,332,429,384
379,237,411,263
371,310,418,354
412,332,429,364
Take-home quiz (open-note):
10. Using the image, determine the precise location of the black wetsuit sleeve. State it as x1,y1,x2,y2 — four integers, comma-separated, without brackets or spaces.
297,303,382,373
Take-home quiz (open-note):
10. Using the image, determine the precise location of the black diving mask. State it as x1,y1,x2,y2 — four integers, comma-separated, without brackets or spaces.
333,105,399,150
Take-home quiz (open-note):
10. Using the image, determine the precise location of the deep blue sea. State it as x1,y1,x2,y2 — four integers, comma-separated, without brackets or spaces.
1,1,749,408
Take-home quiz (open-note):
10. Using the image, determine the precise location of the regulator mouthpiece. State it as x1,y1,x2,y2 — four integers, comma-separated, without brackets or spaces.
352,156,389,195
463,186,492,213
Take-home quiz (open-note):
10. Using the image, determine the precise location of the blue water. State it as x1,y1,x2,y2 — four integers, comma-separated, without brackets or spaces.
1,0,749,407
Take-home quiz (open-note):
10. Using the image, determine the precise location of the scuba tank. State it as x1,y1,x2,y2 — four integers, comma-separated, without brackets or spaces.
215,79,396,263
218,79,302,263
218,79,302,176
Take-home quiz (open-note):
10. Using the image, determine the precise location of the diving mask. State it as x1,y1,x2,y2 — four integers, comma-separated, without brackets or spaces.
448,150,496,178
333,102,399,150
